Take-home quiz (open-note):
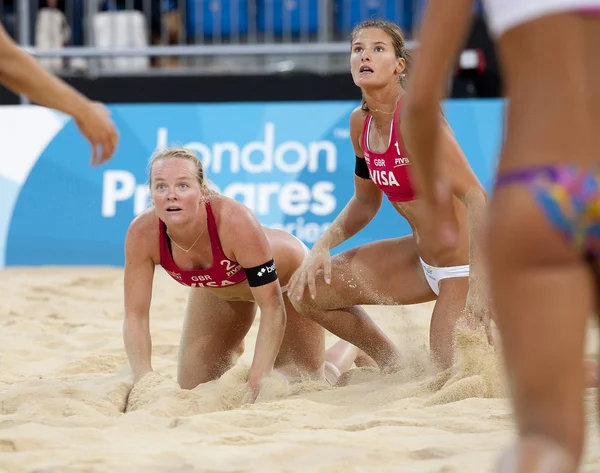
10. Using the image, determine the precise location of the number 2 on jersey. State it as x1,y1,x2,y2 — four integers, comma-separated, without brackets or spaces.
221,259,237,271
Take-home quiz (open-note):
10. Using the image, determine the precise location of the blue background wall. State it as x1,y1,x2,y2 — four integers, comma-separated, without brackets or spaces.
0,99,505,267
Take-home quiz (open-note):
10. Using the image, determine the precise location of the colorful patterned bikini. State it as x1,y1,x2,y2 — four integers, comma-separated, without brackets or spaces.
495,164,600,255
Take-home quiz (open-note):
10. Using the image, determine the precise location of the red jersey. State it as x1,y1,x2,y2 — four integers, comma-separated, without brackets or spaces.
159,202,247,288
361,98,416,202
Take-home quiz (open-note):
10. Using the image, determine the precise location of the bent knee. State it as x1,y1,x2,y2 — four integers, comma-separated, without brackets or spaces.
178,352,238,389
288,291,324,315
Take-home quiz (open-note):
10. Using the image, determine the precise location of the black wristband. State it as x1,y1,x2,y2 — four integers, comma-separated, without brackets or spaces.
355,155,371,179
244,259,278,287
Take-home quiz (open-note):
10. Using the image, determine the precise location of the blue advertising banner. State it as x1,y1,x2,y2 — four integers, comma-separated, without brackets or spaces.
0,99,504,268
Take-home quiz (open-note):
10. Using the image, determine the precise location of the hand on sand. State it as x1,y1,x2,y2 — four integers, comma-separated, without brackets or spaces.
242,381,260,405
287,242,331,301
73,101,119,166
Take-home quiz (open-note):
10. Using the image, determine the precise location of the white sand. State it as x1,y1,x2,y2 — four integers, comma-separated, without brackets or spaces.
0,266,598,473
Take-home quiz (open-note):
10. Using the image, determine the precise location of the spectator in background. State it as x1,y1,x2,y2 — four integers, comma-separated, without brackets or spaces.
413,0,501,99
154,0,181,68
35,0,71,71
0,1,16,40
99,0,182,68
452,0,502,98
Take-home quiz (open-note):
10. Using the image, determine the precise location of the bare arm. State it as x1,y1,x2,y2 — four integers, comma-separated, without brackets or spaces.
123,216,156,382
320,175,383,249
0,25,89,116
437,122,493,341
246,282,286,399
316,108,383,250
0,24,118,164
287,109,384,298
439,122,488,273
222,204,286,400
401,0,475,241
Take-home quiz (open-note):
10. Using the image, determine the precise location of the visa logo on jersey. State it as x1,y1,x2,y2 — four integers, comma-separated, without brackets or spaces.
369,169,400,187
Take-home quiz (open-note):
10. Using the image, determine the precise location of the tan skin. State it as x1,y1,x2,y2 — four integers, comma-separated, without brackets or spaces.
288,27,490,371
490,14,600,473
401,0,600,471
0,24,117,165
123,157,367,402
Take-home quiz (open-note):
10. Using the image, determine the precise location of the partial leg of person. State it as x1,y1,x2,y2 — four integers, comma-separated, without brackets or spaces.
178,289,257,390
582,8,600,410
491,203,590,472
274,295,376,386
271,232,352,384
323,339,360,373
430,277,469,368
324,339,378,371
320,339,379,385
490,12,593,472
273,295,326,381
291,236,436,370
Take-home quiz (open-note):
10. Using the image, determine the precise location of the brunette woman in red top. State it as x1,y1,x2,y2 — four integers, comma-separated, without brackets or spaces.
123,147,373,403
288,19,491,372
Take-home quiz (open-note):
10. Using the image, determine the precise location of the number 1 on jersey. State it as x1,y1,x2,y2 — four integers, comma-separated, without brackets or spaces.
394,142,401,155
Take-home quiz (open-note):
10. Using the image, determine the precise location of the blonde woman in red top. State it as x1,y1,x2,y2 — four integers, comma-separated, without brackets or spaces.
122,147,375,403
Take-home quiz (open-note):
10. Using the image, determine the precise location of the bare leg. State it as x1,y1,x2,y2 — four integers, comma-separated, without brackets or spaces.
320,339,379,385
273,295,326,381
324,339,378,372
291,237,437,369
178,289,257,390
582,8,600,425
431,277,469,368
354,349,379,368
277,293,377,380
583,358,598,388
490,12,594,472
497,436,578,473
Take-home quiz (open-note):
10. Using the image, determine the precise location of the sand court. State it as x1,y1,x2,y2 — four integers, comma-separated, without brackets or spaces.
0,266,599,473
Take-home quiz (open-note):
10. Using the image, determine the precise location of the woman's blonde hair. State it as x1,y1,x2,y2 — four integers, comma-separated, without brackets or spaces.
147,147,206,189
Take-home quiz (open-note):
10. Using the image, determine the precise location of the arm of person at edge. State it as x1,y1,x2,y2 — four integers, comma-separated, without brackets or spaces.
432,120,493,344
287,107,384,300
401,0,476,248
0,24,118,165
123,215,157,383
220,202,287,404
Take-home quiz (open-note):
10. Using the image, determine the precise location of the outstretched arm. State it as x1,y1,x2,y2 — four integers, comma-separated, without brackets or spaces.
0,24,118,165
401,0,476,245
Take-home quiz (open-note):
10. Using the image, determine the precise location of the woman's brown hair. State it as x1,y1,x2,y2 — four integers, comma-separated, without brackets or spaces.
351,19,412,113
